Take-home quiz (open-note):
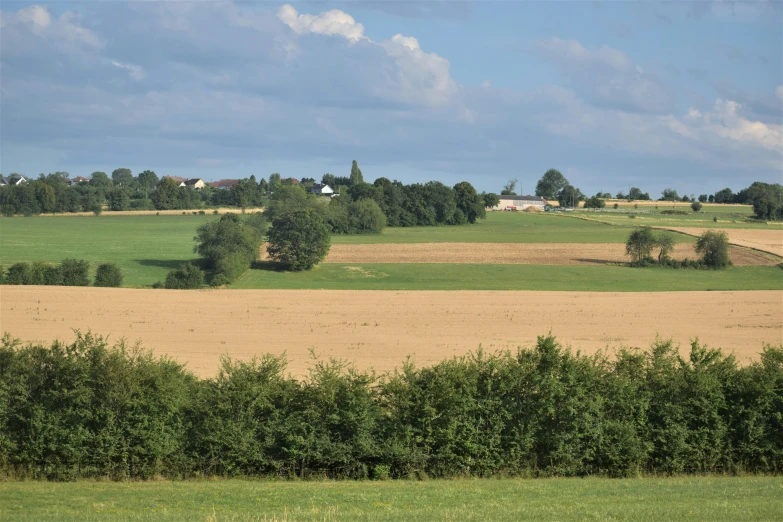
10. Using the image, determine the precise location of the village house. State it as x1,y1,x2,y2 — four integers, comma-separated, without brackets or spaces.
67,176,90,185
209,179,240,190
183,178,206,190
309,183,335,196
0,174,28,186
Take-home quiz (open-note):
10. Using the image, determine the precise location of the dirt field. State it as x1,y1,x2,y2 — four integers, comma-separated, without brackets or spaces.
279,243,778,266
658,228,783,257
2,287,780,377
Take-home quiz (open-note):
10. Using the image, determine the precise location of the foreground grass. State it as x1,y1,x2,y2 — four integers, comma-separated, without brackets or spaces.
1,477,780,521
234,264,783,291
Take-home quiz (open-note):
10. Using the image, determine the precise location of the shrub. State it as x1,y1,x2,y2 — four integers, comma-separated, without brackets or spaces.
613,203,619,209
0,266,4,284
267,208,331,271
583,196,606,209
6,262,31,285
94,263,123,287
60,259,90,286
691,201,703,212
348,199,387,234
92,204,102,216
28,261,50,285
164,263,204,289
696,230,731,268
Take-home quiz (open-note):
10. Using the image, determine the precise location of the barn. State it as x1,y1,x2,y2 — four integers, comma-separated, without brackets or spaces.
489,195,547,211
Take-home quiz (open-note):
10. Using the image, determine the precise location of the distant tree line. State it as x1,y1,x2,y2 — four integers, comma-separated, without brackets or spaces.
1,332,781,480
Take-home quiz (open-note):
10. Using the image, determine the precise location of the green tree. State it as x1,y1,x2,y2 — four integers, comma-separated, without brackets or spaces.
107,188,130,211
267,208,331,271
691,201,702,212
557,184,583,208
194,213,262,269
698,194,708,203
661,188,680,202
6,262,32,285
453,181,485,223
137,170,159,192
625,227,656,262
164,263,204,289
33,182,56,213
583,196,606,209
713,188,734,204
94,263,123,287
628,187,643,201
695,230,731,268
350,160,364,186
111,168,134,188
60,259,90,286
89,171,113,189
501,178,518,196
535,169,568,199
151,177,180,210
348,198,387,234
655,232,675,263
482,192,500,209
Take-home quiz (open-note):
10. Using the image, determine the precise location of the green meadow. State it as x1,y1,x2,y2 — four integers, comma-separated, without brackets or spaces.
1,477,780,522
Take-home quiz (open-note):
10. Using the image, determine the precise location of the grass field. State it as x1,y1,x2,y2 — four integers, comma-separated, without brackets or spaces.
1,477,780,521
573,204,774,230
234,264,783,291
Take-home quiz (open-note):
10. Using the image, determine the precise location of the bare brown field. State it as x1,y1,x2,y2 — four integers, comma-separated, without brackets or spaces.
24,207,264,217
2,287,780,377
657,228,783,257
269,242,778,266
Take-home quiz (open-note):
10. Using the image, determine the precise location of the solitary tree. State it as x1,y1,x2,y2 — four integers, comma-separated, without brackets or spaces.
267,208,331,271
535,169,567,199
625,227,656,262
501,178,518,196
628,187,643,201
655,232,675,263
695,230,730,268
691,201,702,212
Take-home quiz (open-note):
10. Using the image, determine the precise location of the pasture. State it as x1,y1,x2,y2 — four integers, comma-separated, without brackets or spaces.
3,286,780,377
1,476,780,521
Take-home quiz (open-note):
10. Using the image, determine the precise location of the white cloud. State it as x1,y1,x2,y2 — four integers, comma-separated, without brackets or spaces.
687,99,783,152
277,4,365,41
0,5,102,55
111,60,146,81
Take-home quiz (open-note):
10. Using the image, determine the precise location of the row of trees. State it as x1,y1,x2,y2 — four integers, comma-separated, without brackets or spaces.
1,332,780,480
0,260,122,287
625,228,731,269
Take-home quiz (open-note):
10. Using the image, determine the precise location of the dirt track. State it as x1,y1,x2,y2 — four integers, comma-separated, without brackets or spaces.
657,228,783,257
2,287,780,377
316,243,777,266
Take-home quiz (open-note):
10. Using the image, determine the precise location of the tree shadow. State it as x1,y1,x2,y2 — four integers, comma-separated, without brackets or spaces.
134,259,202,270
251,260,286,272
574,259,624,266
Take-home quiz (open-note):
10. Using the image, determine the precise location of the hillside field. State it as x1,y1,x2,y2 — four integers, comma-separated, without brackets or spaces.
1,476,780,521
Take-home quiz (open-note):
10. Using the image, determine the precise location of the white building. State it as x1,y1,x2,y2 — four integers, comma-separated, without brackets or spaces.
309,183,335,196
489,195,547,211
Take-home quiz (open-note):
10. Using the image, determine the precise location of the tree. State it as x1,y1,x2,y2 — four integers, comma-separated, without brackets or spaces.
453,181,485,223
60,259,90,286
661,188,680,202
615,191,627,200
89,171,113,189
698,194,708,203
111,168,134,188
151,177,180,210
322,173,337,188
108,188,130,211
557,184,583,208
269,173,282,192
33,182,56,213
535,169,567,199
94,263,123,287
501,178,518,196
267,208,331,271
695,230,731,268
137,170,159,192
164,263,204,289
713,188,734,204
482,192,500,209
746,182,783,220
583,196,605,209
348,199,387,233
691,201,702,212
628,187,643,201
350,160,364,186
194,213,262,268
625,227,656,262
655,232,675,263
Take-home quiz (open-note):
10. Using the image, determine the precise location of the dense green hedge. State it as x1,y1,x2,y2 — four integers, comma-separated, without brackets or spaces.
1,259,93,286
0,332,780,480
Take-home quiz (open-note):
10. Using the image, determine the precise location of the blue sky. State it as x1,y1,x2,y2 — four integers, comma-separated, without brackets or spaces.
1,0,781,196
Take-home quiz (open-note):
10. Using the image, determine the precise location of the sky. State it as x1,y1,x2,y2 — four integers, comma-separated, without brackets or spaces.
1,0,781,197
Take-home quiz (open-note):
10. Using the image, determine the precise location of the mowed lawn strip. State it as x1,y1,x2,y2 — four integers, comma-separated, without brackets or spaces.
234,264,783,291
1,477,781,521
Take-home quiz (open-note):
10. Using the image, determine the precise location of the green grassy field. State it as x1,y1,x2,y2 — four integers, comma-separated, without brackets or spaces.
234,263,783,291
574,203,775,230
1,477,780,521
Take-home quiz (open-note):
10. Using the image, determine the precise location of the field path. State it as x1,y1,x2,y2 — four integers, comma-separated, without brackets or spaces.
2,287,780,377
654,227,783,257
317,242,777,266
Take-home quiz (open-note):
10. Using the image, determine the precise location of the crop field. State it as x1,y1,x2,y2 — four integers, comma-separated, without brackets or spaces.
3,286,780,377
1,476,781,521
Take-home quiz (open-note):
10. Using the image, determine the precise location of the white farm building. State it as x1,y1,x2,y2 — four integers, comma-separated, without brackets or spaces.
490,195,548,211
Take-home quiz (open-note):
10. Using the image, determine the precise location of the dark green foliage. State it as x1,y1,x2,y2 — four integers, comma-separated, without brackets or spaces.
267,208,331,271
164,263,204,289
453,182,486,224
1,333,780,480
194,213,262,284
625,227,656,262
535,169,567,199
557,184,583,207
107,188,130,211
6,262,32,285
584,196,606,208
94,263,123,287
482,193,500,209
59,259,90,286
691,201,703,212
696,230,731,268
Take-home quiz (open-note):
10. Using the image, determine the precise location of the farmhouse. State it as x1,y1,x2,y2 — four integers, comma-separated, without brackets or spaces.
210,179,240,190
162,176,186,186
309,183,335,196
0,174,28,186
489,195,547,211
183,178,206,190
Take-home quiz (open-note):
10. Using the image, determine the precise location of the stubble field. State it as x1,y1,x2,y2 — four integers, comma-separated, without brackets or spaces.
2,286,780,377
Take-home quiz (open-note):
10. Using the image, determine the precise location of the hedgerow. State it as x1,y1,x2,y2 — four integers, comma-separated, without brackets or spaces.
0,332,780,480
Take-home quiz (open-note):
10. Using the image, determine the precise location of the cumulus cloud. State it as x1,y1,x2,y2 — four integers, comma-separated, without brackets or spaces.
277,4,365,41
536,37,674,113
683,99,783,152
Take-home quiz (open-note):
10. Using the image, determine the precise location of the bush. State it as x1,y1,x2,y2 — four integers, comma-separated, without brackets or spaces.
267,208,331,271
348,199,387,234
94,263,123,287
613,203,619,209
28,261,50,285
60,259,90,286
164,263,204,289
696,230,731,268
691,201,703,212
6,262,31,285
583,196,606,209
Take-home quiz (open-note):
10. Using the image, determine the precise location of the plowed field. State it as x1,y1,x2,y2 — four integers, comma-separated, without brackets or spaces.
657,228,783,257
2,287,780,377
261,243,779,266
